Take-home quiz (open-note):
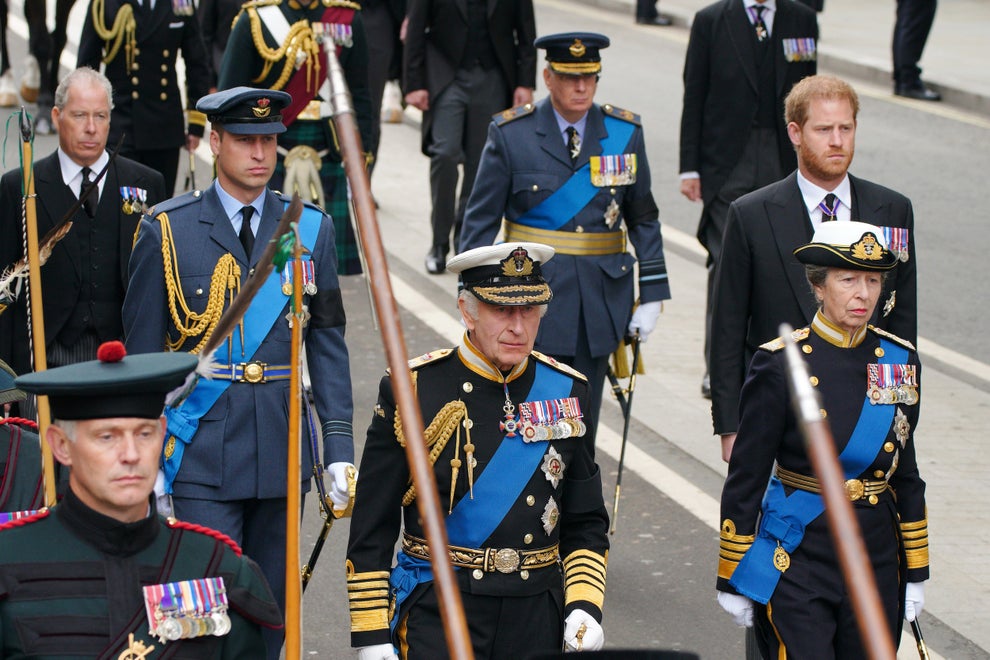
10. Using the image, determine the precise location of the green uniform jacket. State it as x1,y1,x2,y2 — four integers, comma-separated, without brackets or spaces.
0,489,282,658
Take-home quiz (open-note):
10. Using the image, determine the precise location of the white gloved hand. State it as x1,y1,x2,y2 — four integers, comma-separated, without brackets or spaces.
626,301,662,342
562,609,604,652
904,581,926,622
327,462,355,511
717,591,754,628
356,643,398,660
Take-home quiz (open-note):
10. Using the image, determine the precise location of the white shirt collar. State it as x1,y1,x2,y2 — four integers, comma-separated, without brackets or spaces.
213,181,266,233
796,171,852,227
58,148,110,192
551,107,589,144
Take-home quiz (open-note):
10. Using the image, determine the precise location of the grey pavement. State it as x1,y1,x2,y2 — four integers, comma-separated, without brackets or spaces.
575,0,990,117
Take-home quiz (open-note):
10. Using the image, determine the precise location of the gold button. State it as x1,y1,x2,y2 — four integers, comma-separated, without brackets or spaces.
248,267,255,276
820,409,827,419
875,347,885,357
160,93,168,101
874,470,885,478
524,103,533,110
520,570,530,580
132,63,139,71
195,287,203,295
161,78,168,86
462,382,473,393
524,533,533,545
610,188,616,195
193,190,202,198
884,442,895,453
604,104,612,111
163,49,170,57
131,91,139,99
131,76,139,85
526,495,535,506
531,184,538,191
161,64,168,72
575,226,584,233
809,376,819,386
802,345,813,354
868,495,878,505
472,569,483,580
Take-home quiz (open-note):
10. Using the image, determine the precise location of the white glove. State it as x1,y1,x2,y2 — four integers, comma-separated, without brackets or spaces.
356,643,398,660
904,581,926,622
717,591,754,628
327,462,355,511
562,609,604,652
626,301,662,342
154,470,173,518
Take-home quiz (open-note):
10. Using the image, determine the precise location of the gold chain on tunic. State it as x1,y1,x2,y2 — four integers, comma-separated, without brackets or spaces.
91,0,137,71
395,400,474,510
244,6,321,91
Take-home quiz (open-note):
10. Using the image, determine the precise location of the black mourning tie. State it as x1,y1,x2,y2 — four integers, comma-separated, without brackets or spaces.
566,126,581,164
239,206,255,257
81,167,98,218
819,193,838,222
752,5,768,42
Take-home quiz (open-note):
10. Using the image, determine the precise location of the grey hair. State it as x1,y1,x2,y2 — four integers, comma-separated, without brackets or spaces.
54,67,114,112
53,419,77,441
805,264,888,304
457,289,548,318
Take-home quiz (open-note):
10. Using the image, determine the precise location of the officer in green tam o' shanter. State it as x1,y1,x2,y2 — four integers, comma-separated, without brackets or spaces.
346,243,610,659
0,342,282,658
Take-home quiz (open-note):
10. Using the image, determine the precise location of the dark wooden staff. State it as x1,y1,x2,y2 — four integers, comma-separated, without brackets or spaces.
608,335,640,535
779,323,896,660
324,43,473,659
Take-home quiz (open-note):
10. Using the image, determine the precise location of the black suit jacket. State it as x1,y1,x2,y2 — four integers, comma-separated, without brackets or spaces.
0,151,166,375
709,172,918,435
403,0,536,150
679,0,818,210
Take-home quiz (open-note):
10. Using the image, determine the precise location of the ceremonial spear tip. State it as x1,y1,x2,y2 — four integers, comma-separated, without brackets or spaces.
19,107,33,142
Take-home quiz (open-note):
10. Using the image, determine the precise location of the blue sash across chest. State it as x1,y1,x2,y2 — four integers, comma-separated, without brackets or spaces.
728,338,907,604
514,116,635,230
161,204,321,493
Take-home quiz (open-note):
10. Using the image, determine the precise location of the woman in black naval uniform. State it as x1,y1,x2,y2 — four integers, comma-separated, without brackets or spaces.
346,243,609,660
715,221,929,659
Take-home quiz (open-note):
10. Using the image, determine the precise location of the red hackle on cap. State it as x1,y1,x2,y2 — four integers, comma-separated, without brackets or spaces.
96,341,127,363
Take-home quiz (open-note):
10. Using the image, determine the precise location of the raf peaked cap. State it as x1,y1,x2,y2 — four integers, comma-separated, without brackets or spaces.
794,221,898,271
196,86,292,135
535,32,610,75
15,342,197,420
447,243,555,306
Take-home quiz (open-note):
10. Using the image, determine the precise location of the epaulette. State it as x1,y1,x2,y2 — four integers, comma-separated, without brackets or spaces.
324,0,361,8
531,350,588,382
759,326,810,353
146,190,202,219
0,507,50,531
869,325,916,352
240,0,280,8
167,518,243,556
493,103,535,126
602,103,641,126
406,348,454,371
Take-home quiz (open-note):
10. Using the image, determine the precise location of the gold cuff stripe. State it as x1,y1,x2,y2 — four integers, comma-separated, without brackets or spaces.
565,570,606,591
719,539,753,552
348,570,391,581
348,588,390,600
900,518,928,531
347,579,390,590
563,549,608,568
350,608,390,633
187,109,207,126
904,547,929,570
718,557,740,581
564,581,606,608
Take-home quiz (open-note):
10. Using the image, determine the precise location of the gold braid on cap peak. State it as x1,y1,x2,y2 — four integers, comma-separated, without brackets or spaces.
91,0,137,70
550,61,602,75
245,7,321,92
156,213,240,354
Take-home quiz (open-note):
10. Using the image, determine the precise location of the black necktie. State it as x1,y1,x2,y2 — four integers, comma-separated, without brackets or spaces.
565,126,581,164
819,193,838,222
752,5,768,42
239,206,255,257
81,167,98,218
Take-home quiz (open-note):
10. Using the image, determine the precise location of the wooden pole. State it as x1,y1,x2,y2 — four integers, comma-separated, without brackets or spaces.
19,109,56,506
284,231,305,659
324,44,474,660
779,323,896,660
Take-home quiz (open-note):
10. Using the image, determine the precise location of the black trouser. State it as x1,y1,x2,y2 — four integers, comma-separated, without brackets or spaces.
892,0,938,86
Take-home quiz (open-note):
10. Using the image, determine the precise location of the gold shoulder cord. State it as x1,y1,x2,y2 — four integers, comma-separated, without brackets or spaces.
91,0,137,70
246,7,321,91
395,400,474,511
157,213,241,354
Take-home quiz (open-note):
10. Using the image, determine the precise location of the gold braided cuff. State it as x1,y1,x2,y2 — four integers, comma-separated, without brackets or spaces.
346,563,392,633
900,517,930,570
563,549,607,609
187,109,207,127
718,519,755,581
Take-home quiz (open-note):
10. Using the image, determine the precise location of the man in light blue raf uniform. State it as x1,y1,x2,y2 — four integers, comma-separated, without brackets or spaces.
460,32,671,438
122,86,354,660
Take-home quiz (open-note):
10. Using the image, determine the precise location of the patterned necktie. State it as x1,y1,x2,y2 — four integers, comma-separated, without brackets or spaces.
239,206,255,257
819,193,838,222
80,167,98,218
566,126,581,163
752,5,768,42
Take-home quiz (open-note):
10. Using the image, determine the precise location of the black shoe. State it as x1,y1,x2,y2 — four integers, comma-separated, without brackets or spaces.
636,14,672,26
895,81,942,101
425,246,446,275
701,374,711,399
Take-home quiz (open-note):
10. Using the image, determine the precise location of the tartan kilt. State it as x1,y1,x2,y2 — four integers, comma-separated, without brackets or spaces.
272,119,363,275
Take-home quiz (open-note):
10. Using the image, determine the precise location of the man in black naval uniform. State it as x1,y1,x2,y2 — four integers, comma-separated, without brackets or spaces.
460,33,671,437
77,0,211,194
2,342,282,658
346,243,610,659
